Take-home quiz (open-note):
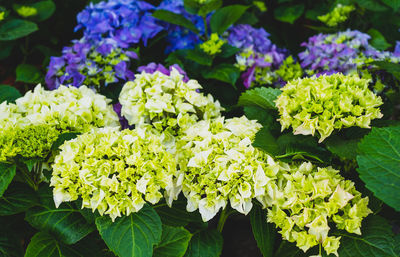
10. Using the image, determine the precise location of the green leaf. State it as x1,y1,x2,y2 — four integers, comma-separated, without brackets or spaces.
32,1,56,22
0,41,14,60
25,232,85,257
0,163,16,198
0,182,37,216
198,0,223,16
96,204,162,257
153,225,192,257
237,87,281,110
25,186,94,245
325,136,360,160
0,19,38,41
154,199,203,227
394,234,400,255
370,61,400,80
210,5,248,34
274,4,305,24
186,48,213,66
0,85,21,104
250,204,275,257
183,0,202,15
219,43,240,58
357,126,400,211
201,64,240,85
244,106,277,129
153,10,199,34
381,0,400,11
183,229,223,257
356,0,389,11
253,127,280,156
274,240,309,257
335,216,397,257
51,132,81,151
15,64,42,84
0,231,23,257
368,28,391,51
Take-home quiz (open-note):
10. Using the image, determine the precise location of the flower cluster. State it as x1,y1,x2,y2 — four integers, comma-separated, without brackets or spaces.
200,33,226,55
75,0,163,48
318,4,355,27
46,38,138,90
299,29,397,75
119,68,222,138
275,73,383,142
176,116,274,221
264,162,371,256
51,127,177,221
275,56,303,84
227,24,286,88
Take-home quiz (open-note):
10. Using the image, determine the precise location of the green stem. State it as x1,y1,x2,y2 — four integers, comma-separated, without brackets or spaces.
319,243,322,256
217,207,234,233
202,16,209,40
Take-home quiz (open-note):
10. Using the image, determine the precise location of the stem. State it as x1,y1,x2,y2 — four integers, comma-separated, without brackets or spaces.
217,207,235,233
319,243,322,256
202,16,209,40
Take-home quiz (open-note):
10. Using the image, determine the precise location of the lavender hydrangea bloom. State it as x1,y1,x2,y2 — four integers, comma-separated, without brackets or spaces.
46,38,137,90
75,0,164,48
394,41,400,57
227,24,286,88
299,29,394,75
137,62,189,82
157,0,206,53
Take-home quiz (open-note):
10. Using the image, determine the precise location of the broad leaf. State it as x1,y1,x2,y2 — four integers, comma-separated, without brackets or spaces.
370,61,400,80
25,232,84,257
325,136,360,160
0,19,38,41
96,204,162,257
0,41,14,60
183,229,223,257
357,126,400,211
0,163,16,198
394,234,400,256
0,227,23,257
237,87,281,110
356,0,389,11
274,240,309,257
198,0,223,16
32,1,56,22
25,186,94,245
201,64,240,85
186,48,213,66
210,5,248,34
250,204,275,257
154,199,202,227
381,0,400,11
16,64,42,84
274,4,305,24
0,85,21,104
218,44,240,58
253,127,280,156
335,216,397,257
153,10,199,34
368,28,391,51
0,182,37,216
154,225,192,257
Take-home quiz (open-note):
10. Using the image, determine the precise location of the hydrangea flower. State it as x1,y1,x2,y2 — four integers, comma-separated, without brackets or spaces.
137,62,189,82
75,0,163,48
318,4,355,27
46,38,138,90
176,116,278,221
299,29,398,75
263,162,371,256
200,33,226,55
157,0,207,53
275,56,303,84
51,127,178,221
119,68,223,142
227,24,286,88
275,73,383,142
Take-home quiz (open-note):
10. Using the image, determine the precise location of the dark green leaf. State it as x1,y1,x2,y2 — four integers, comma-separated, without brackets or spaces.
153,225,192,257
0,163,16,198
324,136,360,160
370,61,400,80
237,11,259,25
32,1,56,22
253,127,280,156
0,41,14,60
198,0,223,16
394,234,400,255
356,0,389,11
381,0,400,11
357,126,400,211
0,230,23,257
274,4,305,24
25,232,85,257
274,240,309,257
154,199,202,227
237,87,281,110
219,44,240,58
250,204,275,257
0,19,38,41
335,216,397,257
368,28,391,51
210,5,248,34
0,182,37,216
15,64,42,84
183,0,202,15
51,132,81,151
96,204,162,257
186,48,213,66
25,186,94,245
201,64,240,85
183,229,223,257
153,10,199,34
0,85,21,104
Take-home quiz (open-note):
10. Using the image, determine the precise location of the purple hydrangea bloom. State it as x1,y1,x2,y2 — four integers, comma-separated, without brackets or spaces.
137,62,189,82
75,0,164,48
299,29,393,75
394,41,400,57
113,102,130,129
46,38,137,90
227,24,287,88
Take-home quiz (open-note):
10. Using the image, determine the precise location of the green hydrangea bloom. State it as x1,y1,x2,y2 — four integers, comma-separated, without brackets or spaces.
16,6,37,17
0,12,5,21
276,56,303,82
0,124,60,162
262,162,371,256
51,127,178,221
275,74,383,142
175,116,284,221
119,68,223,146
200,33,226,55
318,4,355,27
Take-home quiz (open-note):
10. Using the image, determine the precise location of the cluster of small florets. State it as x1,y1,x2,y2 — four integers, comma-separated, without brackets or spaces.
46,38,138,90
264,162,371,256
200,33,226,55
227,24,286,88
51,127,177,221
119,68,222,137
275,73,383,142
275,56,303,84
318,4,355,27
